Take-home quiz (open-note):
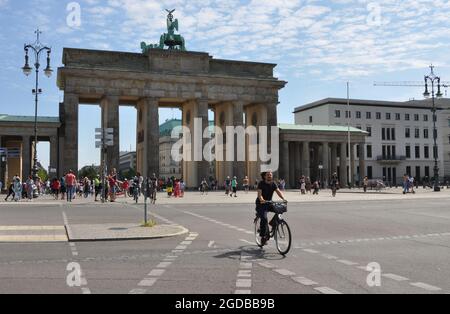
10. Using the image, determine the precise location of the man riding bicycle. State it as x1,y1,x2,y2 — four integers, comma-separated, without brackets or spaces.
256,171,287,246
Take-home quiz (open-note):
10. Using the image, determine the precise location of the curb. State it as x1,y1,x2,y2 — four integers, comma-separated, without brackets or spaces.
64,224,189,243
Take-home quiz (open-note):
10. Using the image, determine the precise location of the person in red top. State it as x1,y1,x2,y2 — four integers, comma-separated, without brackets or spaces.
65,170,77,202
51,178,61,200
122,179,129,198
108,173,117,202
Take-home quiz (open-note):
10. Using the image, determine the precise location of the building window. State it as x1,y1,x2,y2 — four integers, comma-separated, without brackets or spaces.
366,126,372,137
367,145,373,158
382,128,386,141
396,113,401,121
386,113,391,120
309,116,313,123
415,128,420,139
391,128,396,141
424,115,428,122
405,128,410,138
387,128,391,141
425,166,430,178
356,111,361,119
406,166,411,176
335,110,341,118
424,129,429,139
414,114,419,121
424,146,430,159
345,111,351,118
415,146,420,159
366,112,372,119
406,146,411,159
376,112,381,120
405,114,410,121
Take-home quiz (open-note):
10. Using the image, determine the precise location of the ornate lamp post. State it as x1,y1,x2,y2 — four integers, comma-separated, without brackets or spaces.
423,65,443,192
22,29,53,182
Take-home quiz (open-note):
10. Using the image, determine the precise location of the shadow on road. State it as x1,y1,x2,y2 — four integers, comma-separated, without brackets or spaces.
213,246,286,261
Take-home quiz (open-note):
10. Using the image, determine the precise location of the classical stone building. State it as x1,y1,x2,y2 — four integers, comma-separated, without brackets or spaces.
295,98,450,185
57,48,286,187
0,115,60,188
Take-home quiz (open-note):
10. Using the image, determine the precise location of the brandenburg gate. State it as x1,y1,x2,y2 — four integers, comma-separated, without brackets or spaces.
56,12,286,187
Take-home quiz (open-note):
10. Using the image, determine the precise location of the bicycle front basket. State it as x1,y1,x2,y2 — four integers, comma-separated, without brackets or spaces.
271,203,287,214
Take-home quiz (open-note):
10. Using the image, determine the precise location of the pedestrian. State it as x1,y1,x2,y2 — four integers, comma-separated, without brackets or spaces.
363,176,369,193
26,176,34,201
243,176,250,194
231,176,238,198
306,177,312,194
200,178,209,195
402,174,409,195
313,181,320,195
13,176,22,202
300,176,306,195
225,176,231,195
94,175,101,201
5,178,16,201
65,170,77,202
330,173,339,197
51,178,60,200
180,179,185,197
174,179,181,198
122,179,129,198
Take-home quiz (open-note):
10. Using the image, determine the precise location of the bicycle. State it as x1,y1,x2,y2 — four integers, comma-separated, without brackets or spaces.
254,201,292,256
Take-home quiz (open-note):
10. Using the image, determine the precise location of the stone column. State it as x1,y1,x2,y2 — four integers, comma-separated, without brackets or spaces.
137,97,160,178
359,143,366,181
49,136,58,178
322,142,330,185
331,143,338,176
339,142,348,187
101,95,120,174
22,136,31,180
62,93,79,173
281,141,290,187
233,101,246,183
302,141,310,178
265,103,278,178
0,136,4,189
197,98,209,183
350,144,355,186
294,142,301,186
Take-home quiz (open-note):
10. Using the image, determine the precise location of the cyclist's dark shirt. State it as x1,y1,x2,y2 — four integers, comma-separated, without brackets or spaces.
256,181,278,205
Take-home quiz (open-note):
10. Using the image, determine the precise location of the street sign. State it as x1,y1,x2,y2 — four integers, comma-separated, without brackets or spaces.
7,148,20,158
95,128,114,148
318,165,324,170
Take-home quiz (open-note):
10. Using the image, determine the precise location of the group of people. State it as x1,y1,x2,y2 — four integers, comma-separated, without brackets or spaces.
3,175,36,202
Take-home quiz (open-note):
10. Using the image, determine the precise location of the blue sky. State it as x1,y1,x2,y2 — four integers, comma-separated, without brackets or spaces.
1,0,450,169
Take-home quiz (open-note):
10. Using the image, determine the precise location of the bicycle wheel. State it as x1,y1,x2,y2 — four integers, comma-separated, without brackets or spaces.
254,217,264,248
275,220,292,256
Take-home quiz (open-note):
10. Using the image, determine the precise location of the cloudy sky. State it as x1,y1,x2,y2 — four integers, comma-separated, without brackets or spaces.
0,0,449,168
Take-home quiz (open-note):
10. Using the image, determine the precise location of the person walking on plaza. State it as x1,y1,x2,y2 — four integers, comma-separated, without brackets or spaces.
224,176,231,195
59,175,66,200
5,178,16,201
300,176,306,195
402,174,409,195
243,176,250,194
65,170,76,202
13,176,22,202
330,173,339,197
26,176,34,201
363,176,369,193
231,176,238,198
51,178,60,200
200,178,209,195
93,175,101,202
312,180,320,195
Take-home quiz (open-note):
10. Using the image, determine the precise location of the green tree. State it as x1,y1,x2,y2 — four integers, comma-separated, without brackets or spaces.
78,166,99,180
37,169,48,181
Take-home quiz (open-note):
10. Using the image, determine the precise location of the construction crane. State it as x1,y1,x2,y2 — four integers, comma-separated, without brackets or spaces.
374,66,450,96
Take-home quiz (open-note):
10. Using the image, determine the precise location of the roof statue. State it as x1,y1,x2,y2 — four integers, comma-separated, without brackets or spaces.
141,9,186,53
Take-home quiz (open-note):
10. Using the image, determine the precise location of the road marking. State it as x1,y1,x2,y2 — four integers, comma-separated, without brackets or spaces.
315,287,342,294
292,277,318,286
382,273,409,282
129,232,198,294
321,254,338,260
235,252,253,295
274,269,296,276
208,241,216,248
258,262,276,269
410,282,442,291
138,278,158,287
240,262,253,269
302,249,320,254
238,270,252,278
235,290,251,294
337,260,359,266
240,239,254,245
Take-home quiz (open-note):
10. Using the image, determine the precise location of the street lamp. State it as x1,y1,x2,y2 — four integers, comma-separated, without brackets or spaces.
22,29,52,182
423,65,442,192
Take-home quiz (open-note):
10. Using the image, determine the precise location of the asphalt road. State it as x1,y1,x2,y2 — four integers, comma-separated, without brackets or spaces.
0,194,449,294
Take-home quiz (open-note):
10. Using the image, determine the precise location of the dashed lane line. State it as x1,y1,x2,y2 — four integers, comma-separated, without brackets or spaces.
129,232,199,294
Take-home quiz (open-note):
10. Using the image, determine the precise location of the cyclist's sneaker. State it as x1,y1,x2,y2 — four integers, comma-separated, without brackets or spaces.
261,236,269,246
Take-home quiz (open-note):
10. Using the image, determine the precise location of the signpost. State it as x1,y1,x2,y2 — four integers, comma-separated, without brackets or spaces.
95,128,114,203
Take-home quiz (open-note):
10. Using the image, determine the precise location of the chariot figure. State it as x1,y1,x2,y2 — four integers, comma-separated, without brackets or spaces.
141,9,186,53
